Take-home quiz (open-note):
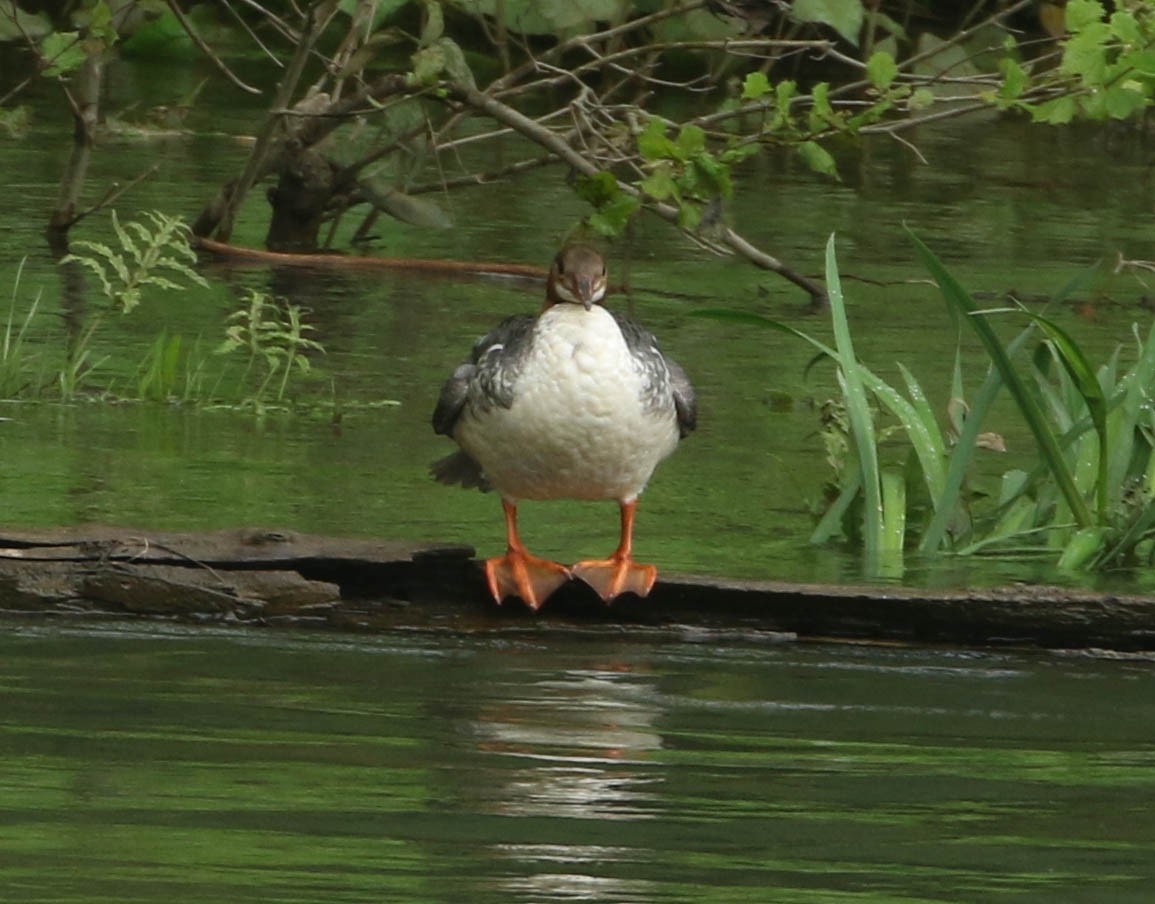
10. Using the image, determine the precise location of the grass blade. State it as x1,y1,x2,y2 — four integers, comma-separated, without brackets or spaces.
919,321,1035,553
825,234,885,564
1022,310,1108,520
907,227,1094,530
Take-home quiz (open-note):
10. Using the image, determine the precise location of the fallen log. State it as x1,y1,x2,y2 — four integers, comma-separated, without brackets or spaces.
0,526,1152,651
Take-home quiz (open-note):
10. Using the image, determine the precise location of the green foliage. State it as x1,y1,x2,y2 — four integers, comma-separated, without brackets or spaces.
865,50,899,90
62,210,209,314
136,331,184,402
0,105,30,137
56,210,209,401
792,0,864,46
0,260,43,400
1003,0,1155,124
637,119,734,230
38,31,87,78
575,171,640,237
822,233,892,572
216,290,326,408
699,235,1155,575
910,231,1095,533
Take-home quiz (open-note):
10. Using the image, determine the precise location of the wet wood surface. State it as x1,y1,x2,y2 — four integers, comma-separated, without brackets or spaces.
0,525,1153,651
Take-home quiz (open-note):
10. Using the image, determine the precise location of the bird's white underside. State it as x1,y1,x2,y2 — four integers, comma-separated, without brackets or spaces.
455,304,679,502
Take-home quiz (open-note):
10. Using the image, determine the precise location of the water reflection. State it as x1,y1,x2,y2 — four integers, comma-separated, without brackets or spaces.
470,662,664,899
1,623,1153,903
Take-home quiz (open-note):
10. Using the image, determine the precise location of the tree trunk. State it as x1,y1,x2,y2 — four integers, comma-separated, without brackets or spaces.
45,51,103,252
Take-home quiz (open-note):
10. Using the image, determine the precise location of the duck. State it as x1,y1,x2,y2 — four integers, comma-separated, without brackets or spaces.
431,244,697,610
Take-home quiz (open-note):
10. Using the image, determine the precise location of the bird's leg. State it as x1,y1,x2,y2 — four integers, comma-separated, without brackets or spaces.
572,499,658,603
484,499,572,610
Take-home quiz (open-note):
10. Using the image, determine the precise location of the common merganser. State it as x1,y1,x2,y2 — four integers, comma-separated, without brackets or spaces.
432,244,697,609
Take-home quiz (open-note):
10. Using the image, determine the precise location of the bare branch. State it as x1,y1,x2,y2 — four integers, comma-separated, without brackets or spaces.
166,0,262,95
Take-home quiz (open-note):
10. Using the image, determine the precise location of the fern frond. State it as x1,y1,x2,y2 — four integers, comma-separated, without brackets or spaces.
111,210,141,265
60,252,115,298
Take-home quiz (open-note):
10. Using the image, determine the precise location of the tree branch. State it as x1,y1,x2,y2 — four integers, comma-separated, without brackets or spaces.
165,0,261,95
449,83,827,303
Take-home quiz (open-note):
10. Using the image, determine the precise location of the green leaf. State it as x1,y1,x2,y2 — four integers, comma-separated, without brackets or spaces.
824,233,884,563
1057,526,1108,570
742,71,771,101
587,193,640,237
435,36,475,88
880,469,907,556
637,118,678,161
575,170,620,206
1065,0,1105,32
691,153,732,197
39,31,87,78
808,81,840,130
420,0,444,46
0,105,30,138
1061,23,1111,83
639,164,677,201
998,57,1028,103
1032,95,1078,124
793,0,865,46
86,1,117,44
1104,84,1147,119
865,51,898,90
676,124,707,157
774,79,798,115
908,227,1094,531
1110,10,1141,45
0,2,51,41
908,87,935,112
1119,48,1155,76
409,42,446,86
1023,310,1109,519
676,200,703,231
796,140,839,179
719,142,760,165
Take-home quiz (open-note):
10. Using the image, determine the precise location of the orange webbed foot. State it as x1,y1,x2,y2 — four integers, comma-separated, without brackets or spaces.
484,552,572,610
572,556,657,604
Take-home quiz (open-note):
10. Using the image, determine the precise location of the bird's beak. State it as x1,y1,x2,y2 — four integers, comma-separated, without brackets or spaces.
578,279,594,309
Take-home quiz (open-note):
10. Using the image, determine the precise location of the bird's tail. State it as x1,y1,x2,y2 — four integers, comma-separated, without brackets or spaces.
430,450,492,491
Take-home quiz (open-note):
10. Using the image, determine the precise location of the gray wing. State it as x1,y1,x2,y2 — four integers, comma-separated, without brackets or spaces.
431,313,535,437
613,313,697,438
431,314,536,490
666,356,697,437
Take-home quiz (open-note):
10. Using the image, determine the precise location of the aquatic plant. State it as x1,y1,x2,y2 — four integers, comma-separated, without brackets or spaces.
0,259,43,400
702,233,1155,575
216,289,326,409
61,209,208,315
57,210,210,400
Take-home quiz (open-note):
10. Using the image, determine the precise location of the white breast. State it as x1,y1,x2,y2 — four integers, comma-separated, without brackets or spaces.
456,305,680,502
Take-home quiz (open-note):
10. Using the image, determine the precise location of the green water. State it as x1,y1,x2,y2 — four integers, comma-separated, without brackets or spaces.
2,60,1155,899
2,102,1154,587
0,620,1152,903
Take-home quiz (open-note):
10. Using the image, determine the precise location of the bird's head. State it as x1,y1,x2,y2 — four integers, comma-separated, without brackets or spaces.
545,244,607,311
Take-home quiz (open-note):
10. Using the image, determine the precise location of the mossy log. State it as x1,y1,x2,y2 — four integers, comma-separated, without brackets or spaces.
0,525,1152,651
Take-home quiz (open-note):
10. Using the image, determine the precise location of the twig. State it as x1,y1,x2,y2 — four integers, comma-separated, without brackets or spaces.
212,1,337,241
450,83,827,303
220,0,285,65
67,164,161,229
166,0,261,95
